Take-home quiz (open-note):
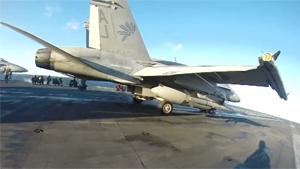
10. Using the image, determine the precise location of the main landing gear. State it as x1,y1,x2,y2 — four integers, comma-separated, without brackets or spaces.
78,79,87,90
160,101,173,115
131,96,174,115
200,108,216,115
133,97,143,104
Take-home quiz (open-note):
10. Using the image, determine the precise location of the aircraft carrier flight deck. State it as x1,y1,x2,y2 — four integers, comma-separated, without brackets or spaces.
1,80,299,169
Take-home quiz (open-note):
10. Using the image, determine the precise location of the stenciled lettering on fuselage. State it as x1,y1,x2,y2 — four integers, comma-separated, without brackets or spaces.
98,8,109,39
98,8,136,42
118,22,136,42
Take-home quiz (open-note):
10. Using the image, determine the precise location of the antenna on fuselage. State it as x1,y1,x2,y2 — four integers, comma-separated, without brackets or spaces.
84,21,89,48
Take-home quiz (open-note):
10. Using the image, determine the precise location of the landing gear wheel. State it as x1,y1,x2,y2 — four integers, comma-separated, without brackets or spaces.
78,85,87,90
78,79,87,91
133,97,143,104
208,108,216,115
161,102,173,115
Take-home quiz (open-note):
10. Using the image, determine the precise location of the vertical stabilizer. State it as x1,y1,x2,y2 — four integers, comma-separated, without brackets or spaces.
88,0,150,61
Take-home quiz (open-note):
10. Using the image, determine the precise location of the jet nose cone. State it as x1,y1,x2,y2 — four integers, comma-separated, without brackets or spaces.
228,94,240,103
21,67,28,72
11,65,28,72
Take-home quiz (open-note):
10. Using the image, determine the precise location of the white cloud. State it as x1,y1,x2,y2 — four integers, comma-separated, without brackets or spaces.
165,42,184,52
44,4,61,17
64,21,80,30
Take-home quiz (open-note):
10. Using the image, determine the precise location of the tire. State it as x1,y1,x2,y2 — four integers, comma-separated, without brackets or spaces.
161,102,173,115
208,108,216,115
78,85,87,91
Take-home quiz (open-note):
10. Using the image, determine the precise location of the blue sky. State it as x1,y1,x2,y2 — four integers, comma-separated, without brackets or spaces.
0,0,300,122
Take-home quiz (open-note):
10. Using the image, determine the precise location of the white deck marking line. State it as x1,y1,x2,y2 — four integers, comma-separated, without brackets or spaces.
290,122,300,169
290,123,296,128
292,134,300,169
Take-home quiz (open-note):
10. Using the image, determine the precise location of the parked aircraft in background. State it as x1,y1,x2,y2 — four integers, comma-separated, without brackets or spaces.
0,0,287,114
0,58,27,73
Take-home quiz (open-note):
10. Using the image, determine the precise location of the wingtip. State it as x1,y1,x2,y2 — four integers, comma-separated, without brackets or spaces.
273,50,281,61
0,21,7,25
0,22,12,29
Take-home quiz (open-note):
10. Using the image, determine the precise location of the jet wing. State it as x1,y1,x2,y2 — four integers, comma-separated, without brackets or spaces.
135,65,256,77
135,52,287,100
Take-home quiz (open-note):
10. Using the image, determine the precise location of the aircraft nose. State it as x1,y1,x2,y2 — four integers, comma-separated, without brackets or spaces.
21,67,28,72
35,48,52,70
15,67,28,72
10,65,27,73
228,94,240,103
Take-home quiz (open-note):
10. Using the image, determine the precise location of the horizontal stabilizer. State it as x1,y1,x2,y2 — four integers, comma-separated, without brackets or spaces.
0,22,83,64
0,22,138,84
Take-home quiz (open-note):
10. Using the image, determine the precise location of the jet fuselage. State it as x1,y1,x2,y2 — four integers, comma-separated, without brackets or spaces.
34,47,239,105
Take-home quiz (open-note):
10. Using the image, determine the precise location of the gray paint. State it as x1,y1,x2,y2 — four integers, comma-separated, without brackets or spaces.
0,58,27,73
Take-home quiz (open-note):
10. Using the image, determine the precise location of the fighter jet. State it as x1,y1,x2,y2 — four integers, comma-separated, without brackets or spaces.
0,58,28,73
0,0,287,114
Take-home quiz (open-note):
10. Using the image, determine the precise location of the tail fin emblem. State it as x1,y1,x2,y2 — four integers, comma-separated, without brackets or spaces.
118,22,136,42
